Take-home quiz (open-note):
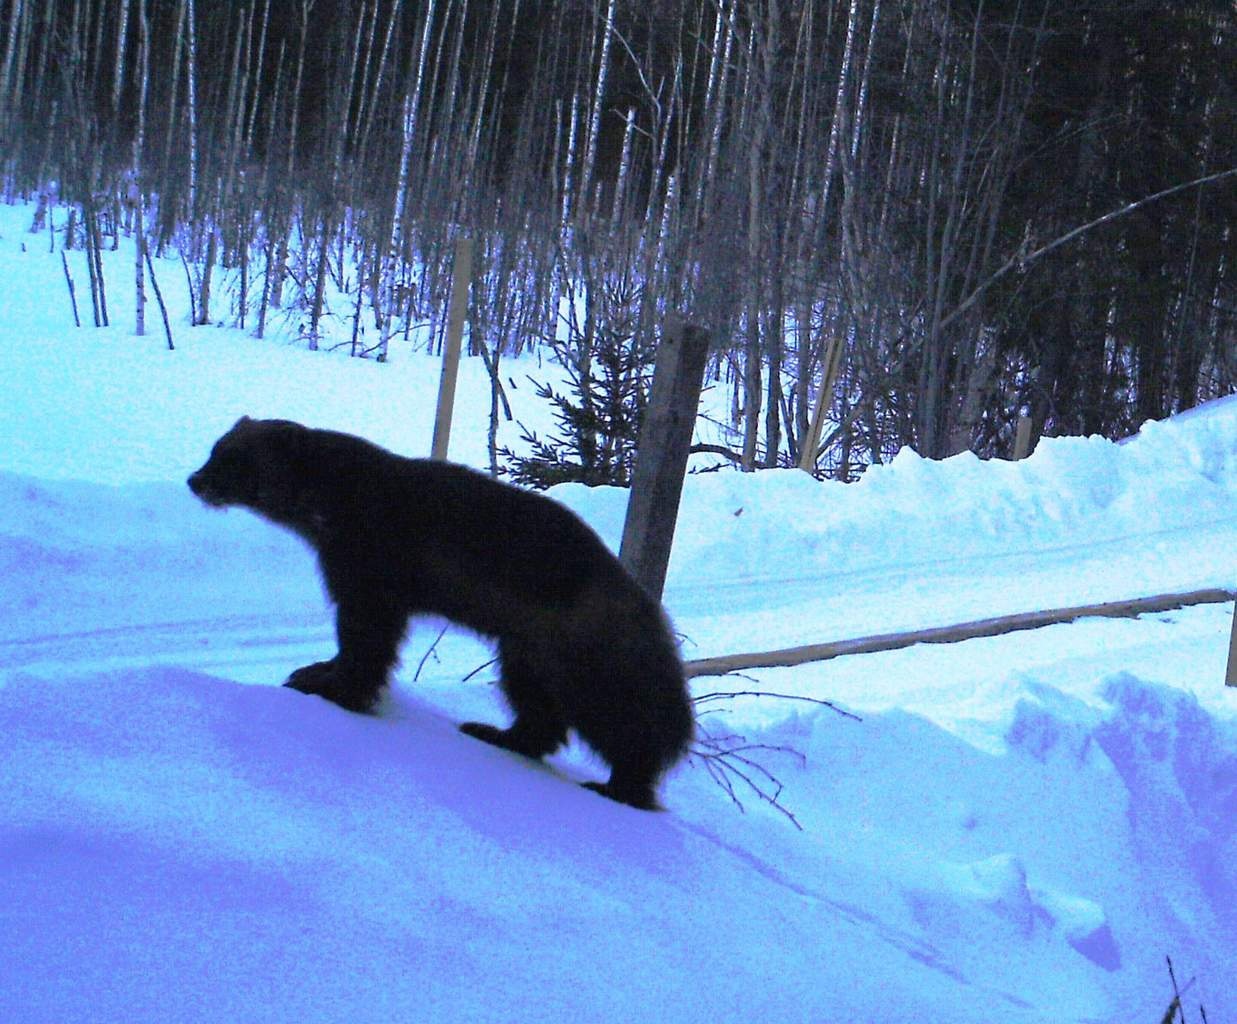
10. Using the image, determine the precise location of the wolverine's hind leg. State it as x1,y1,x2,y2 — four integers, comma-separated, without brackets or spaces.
460,640,568,759
581,766,662,811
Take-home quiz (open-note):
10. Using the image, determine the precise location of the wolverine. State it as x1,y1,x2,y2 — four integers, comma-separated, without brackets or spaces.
188,417,693,809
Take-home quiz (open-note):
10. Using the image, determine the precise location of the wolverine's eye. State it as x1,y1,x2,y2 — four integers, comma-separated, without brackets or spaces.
216,437,253,468
213,448,239,473
203,444,258,498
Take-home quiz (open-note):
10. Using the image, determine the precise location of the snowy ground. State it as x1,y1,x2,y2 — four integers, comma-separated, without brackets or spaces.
1,200,1235,1022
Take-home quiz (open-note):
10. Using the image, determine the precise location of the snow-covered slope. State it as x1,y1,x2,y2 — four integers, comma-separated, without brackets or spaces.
1,201,1234,1022
3,665,1089,1024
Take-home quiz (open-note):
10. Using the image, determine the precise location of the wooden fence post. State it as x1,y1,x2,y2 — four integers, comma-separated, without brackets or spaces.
1226,602,1237,687
1013,415,1033,460
797,336,845,474
619,317,712,602
431,235,474,461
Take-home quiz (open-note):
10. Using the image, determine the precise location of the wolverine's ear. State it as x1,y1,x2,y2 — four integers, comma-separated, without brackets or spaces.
236,415,254,427
259,418,307,458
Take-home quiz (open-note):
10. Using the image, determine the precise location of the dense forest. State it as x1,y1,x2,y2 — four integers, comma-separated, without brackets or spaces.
0,0,1234,477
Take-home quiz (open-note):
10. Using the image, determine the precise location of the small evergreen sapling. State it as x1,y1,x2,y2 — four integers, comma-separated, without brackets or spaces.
501,281,654,490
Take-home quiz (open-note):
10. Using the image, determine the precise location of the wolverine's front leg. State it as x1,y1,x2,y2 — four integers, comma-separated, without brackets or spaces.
284,601,405,713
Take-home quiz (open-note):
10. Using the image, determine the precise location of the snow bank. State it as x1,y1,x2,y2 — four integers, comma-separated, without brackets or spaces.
0,668,1071,1024
659,400,1237,593
0,471,318,645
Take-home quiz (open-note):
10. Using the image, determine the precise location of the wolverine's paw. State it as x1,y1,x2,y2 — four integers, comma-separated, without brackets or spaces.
581,779,661,811
459,720,504,744
285,659,337,692
284,660,381,714
459,721,555,759
460,720,524,752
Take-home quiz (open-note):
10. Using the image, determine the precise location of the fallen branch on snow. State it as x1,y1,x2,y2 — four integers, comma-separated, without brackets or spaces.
685,588,1237,678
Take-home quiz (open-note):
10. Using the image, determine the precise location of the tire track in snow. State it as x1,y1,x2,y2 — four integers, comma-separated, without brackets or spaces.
0,613,332,677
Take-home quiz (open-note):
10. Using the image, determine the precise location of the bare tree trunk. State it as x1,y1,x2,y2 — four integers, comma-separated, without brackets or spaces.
198,221,216,325
307,214,329,349
377,0,436,356
132,0,148,336
919,1,984,458
798,0,860,469
110,0,130,113
739,13,775,471
0,0,25,143
270,0,313,311
244,0,272,151
84,203,101,326
158,0,186,239
185,0,198,222
355,0,403,163
580,0,615,221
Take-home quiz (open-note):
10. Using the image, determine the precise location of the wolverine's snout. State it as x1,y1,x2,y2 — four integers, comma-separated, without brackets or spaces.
187,469,226,507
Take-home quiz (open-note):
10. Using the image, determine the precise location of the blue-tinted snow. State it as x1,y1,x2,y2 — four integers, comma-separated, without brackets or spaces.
0,201,1234,1022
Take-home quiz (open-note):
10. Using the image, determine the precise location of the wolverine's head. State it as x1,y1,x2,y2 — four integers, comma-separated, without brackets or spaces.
188,416,308,513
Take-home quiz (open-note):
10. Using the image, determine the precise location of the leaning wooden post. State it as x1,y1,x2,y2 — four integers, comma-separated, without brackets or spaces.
1012,415,1034,461
1226,602,1237,687
797,336,844,473
431,235,474,460
619,318,712,602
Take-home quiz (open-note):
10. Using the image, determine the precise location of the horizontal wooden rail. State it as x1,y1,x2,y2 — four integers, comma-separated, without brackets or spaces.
684,588,1237,679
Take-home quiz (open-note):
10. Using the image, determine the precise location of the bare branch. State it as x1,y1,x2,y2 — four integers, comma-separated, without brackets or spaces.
940,167,1237,333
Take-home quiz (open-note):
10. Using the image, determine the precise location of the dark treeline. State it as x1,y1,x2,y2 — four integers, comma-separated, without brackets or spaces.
1,0,1234,476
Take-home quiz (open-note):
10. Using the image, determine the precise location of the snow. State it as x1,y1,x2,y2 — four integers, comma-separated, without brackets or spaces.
1,200,1235,1022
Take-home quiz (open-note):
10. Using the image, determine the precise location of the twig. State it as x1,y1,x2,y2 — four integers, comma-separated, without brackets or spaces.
692,726,805,830
61,251,81,327
180,251,197,326
145,251,174,350
693,688,863,722
412,624,449,682
1163,956,1198,1024
690,687,863,826
462,656,498,682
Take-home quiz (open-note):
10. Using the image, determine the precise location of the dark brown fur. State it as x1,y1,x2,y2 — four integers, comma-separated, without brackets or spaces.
188,417,693,809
